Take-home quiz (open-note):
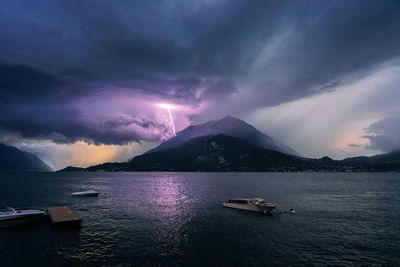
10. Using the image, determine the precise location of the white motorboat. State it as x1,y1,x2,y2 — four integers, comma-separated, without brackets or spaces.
0,207,44,228
72,190,99,197
223,198,276,214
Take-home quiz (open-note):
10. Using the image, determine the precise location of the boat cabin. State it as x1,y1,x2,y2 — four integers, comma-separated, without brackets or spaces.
228,198,265,205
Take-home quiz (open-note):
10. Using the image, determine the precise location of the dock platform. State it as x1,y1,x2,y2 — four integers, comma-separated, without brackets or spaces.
47,206,82,228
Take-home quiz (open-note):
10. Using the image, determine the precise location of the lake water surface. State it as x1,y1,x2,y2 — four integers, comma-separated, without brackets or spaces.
0,172,399,266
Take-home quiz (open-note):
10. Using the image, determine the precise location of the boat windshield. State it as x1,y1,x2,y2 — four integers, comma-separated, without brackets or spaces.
0,206,16,213
229,199,249,204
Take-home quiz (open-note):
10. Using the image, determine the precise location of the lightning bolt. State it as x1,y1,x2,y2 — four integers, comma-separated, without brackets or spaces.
166,107,176,136
157,103,177,137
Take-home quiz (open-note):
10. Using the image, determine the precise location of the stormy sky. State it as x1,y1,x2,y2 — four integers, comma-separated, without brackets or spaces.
1,0,400,169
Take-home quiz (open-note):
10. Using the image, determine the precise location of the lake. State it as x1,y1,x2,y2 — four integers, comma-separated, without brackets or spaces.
0,172,399,266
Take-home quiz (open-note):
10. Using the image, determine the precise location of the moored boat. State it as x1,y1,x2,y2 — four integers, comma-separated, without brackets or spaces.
0,207,44,228
72,190,99,197
223,198,276,213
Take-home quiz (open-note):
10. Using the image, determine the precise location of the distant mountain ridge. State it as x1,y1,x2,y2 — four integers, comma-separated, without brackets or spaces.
57,166,85,172
146,115,301,156
74,135,400,172
0,144,52,171
125,136,400,172
340,150,400,170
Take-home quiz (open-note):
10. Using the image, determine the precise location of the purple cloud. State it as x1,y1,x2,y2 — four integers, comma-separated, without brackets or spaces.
0,0,399,148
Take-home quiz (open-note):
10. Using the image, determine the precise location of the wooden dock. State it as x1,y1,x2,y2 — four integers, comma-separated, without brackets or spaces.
47,206,82,228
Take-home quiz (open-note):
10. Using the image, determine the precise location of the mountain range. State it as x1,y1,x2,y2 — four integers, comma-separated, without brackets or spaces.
1,116,398,172
59,116,400,172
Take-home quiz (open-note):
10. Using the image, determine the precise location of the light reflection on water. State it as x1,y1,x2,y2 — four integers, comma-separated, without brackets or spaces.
0,172,399,266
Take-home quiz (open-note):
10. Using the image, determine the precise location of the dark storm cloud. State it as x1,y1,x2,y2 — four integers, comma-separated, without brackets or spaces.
0,0,399,144
161,77,238,104
363,116,400,152
0,61,77,101
99,32,190,73
0,103,170,144
237,0,400,106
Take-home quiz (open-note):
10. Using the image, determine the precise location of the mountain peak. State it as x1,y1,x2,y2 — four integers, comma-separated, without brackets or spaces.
221,115,238,121
319,156,334,162
217,115,251,128
146,115,301,156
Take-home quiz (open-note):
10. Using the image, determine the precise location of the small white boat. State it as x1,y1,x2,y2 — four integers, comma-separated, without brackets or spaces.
0,207,44,228
223,198,276,214
72,190,99,197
